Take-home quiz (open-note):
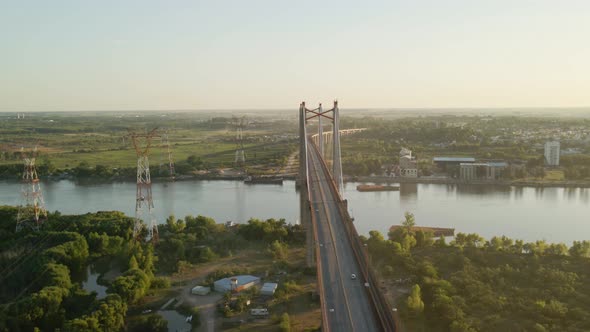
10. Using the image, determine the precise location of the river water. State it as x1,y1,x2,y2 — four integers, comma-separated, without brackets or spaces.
1,179,588,244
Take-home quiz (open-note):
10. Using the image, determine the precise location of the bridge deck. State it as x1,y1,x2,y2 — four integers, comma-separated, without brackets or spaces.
307,141,380,331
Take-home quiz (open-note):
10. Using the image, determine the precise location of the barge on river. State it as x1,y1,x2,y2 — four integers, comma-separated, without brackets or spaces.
356,184,400,192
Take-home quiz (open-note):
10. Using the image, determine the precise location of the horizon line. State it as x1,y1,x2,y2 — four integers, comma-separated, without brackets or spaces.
2,106,590,113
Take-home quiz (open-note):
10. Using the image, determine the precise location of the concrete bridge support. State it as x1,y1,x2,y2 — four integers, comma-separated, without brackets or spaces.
331,102,343,195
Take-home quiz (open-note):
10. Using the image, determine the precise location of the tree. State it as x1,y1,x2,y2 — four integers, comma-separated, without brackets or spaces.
88,232,110,256
63,317,101,332
434,235,447,247
44,232,89,269
129,256,139,270
166,215,177,232
268,240,288,260
129,314,167,332
41,263,72,290
569,241,590,258
279,313,291,332
92,294,127,331
165,215,186,233
402,212,416,233
418,261,438,279
489,236,502,251
546,243,568,256
406,284,425,316
401,234,417,251
108,269,151,303
415,230,434,247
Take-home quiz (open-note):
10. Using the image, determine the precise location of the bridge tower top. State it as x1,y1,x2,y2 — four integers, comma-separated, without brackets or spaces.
299,101,343,195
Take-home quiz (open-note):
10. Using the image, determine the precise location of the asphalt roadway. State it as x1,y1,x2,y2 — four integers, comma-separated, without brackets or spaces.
307,144,380,331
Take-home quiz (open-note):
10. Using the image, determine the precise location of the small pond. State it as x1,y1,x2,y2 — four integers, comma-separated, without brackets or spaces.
71,259,115,300
158,310,192,332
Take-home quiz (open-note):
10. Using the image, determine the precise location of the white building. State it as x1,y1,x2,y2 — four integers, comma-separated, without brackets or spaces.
399,148,418,178
399,147,412,158
191,286,211,295
544,141,560,166
260,282,278,296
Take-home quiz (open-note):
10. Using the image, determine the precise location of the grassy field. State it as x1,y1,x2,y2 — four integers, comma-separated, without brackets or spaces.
544,169,565,181
0,112,297,173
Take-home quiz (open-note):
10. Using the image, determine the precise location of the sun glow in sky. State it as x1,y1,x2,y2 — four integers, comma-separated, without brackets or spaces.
1,0,590,111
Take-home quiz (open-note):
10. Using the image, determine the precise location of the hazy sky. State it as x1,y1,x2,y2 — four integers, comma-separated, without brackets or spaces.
1,1,590,111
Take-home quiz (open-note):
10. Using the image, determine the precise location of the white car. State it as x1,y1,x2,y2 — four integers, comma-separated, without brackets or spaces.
351,274,357,280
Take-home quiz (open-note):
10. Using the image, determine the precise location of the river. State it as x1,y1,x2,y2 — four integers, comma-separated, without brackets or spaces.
1,179,588,244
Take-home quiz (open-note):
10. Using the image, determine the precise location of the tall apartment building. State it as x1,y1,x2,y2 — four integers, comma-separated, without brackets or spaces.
544,141,560,166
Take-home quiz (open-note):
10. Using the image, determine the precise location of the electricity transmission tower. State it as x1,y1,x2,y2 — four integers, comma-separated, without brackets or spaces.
160,129,175,179
16,146,48,231
128,128,160,243
233,116,247,170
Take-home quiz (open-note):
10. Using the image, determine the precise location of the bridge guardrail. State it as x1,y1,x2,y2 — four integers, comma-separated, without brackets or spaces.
309,141,398,332
309,197,331,332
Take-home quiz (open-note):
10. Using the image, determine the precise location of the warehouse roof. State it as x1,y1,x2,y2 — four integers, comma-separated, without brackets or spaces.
214,275,260,290
433,157,476,162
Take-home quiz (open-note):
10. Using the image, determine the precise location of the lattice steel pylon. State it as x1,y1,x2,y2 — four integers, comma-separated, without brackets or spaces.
16,146,48,232
160,129,175,179
233,116,247,169
128,128,160,243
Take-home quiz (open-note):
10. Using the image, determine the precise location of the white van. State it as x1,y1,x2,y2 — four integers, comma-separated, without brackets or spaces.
250,308,269,316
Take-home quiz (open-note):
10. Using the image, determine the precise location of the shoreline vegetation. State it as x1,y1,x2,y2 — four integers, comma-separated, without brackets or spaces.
351,175,590,188
2,173,589,190
366,212,590,332
0,207,320,332
1,207,588,331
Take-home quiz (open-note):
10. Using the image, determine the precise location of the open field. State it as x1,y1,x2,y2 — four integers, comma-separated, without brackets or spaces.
0,112,298,175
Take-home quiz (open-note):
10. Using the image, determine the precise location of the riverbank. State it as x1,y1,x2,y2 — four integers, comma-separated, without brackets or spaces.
349,175,590,188
389,225,455,237
7,172,587,189
0,172,297,184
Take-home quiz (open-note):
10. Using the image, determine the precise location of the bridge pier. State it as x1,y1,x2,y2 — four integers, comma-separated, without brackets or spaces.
300,183,314,267
332,101,343,195
299,102,307,186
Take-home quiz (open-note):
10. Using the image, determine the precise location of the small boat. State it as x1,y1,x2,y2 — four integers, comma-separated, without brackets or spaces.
356,184,399,192
185,315,193,322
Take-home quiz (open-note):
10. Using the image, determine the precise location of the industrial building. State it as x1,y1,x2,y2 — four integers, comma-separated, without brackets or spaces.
544,141,560,166
460,162,508,181
433,157,476,171
214,275,260,293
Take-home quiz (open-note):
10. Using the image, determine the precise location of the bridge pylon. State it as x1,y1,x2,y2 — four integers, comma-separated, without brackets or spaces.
300,100,343,195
